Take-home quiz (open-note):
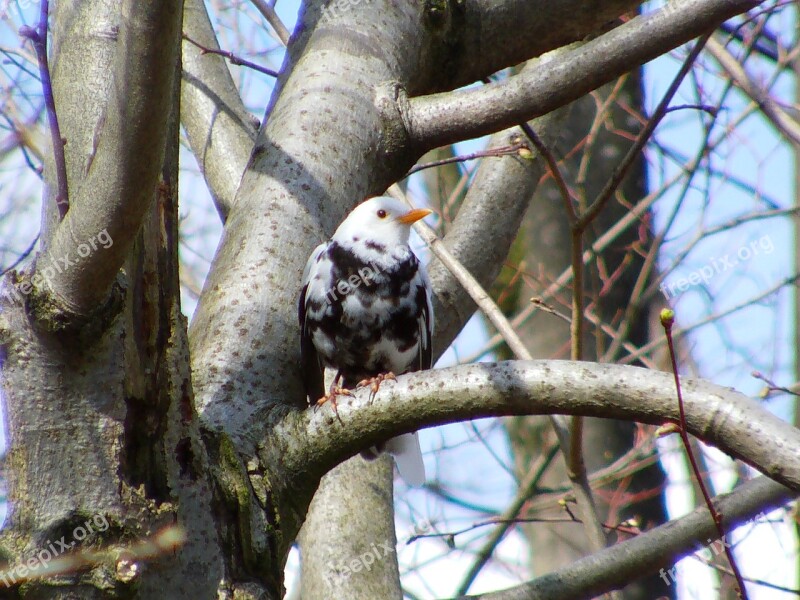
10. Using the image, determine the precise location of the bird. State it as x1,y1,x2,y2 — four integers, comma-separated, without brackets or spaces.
298,196,433,486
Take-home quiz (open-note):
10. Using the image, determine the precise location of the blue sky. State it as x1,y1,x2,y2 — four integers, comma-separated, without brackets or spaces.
0,1,797,597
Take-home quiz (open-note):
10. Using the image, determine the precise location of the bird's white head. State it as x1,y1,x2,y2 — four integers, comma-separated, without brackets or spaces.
331,196,431,249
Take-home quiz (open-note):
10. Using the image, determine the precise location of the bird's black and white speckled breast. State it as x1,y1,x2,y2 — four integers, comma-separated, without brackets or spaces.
306,241,425,377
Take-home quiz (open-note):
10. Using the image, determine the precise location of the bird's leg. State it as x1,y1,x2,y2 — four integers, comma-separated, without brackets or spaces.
356,372,397,403
316,371,352,424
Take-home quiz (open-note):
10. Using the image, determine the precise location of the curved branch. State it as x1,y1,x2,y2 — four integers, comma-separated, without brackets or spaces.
455,476,794,600
181,0,257,222
34,0,183,318
407,0,763,149
270,361,800,494
433,0,640,92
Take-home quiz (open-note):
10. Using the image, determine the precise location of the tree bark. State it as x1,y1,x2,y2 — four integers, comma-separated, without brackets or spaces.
0,1,784,598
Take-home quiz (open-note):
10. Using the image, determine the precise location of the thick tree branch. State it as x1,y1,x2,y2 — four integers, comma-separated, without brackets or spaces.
425,104,571,358
33,0,184,319
407,0,763,149
269,361,800,495
430,0,640,93
455,476,794,600
181,0,257,222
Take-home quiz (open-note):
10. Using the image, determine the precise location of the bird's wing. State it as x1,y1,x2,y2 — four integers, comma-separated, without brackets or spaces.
299,243,327,403
385,264,433,487
417,267,434,371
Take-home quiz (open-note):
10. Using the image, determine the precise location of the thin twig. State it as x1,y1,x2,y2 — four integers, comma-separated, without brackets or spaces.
521,123,576,223
706,34,800,145
517,110,591,513
621,273,800,366
0,234,40,278
688,549,800,595
521,100,589,529
578,32,711,230
567,228,585,475
751,371,800,398
388,184,612,578
0,109,43,174
19,0,68,219
454,444,559,595
404,140,528,177
182,33,279,78
250,0,291,46
661,309,749,599
665,103,718,116
412,513,641,547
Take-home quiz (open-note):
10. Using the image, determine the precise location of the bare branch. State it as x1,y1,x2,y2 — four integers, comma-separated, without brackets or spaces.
270,361,800,498
183,34,279,78
182,0,258,222
19,0,68,217
407,0,762,149
661,310,748,597
578,34,710,229
250,0,291,46
706,34,800,145
420,0,642,92
404,140,528,177
33,0,184,319
454,476,793,600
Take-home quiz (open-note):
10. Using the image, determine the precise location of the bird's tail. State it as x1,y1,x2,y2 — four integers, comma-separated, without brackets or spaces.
360,434,426,486
384,433,425,487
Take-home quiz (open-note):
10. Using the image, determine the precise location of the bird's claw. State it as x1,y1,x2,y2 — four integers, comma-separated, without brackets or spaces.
356,372,397,402
315,386,353,424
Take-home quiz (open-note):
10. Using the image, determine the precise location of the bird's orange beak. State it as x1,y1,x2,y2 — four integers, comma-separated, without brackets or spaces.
397,208,432,225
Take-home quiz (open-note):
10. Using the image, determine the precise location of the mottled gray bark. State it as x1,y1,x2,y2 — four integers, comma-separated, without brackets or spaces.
298,457,401,598
0,1,782,599
181,0,256,222
0,1,226,598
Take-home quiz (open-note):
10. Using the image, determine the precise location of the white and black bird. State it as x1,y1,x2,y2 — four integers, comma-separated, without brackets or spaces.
299,196,433,486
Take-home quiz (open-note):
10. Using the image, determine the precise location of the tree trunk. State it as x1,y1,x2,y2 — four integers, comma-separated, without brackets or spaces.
0,1,785,598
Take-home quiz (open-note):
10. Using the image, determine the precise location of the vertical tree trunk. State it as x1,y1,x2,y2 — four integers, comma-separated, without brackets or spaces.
0,3,224,595
298,457,401,598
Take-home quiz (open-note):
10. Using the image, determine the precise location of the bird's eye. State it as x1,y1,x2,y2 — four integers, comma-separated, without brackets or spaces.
377,209,387,219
